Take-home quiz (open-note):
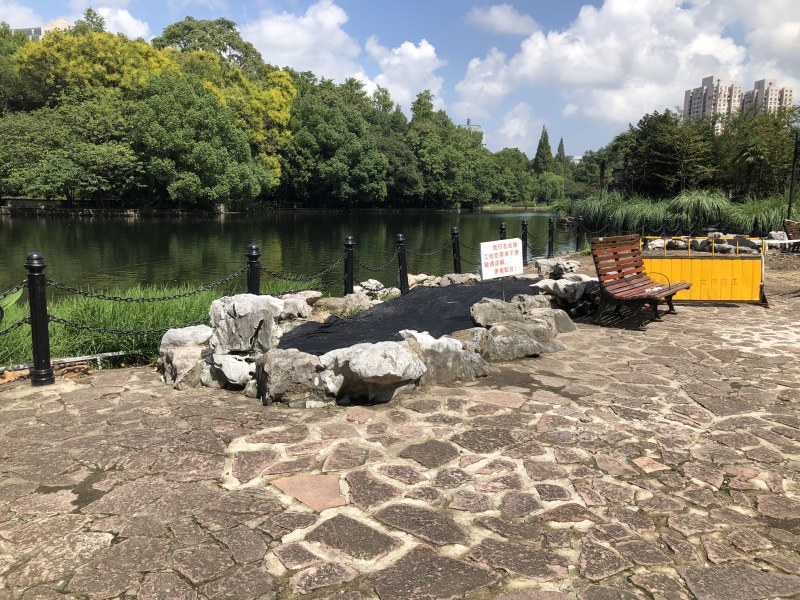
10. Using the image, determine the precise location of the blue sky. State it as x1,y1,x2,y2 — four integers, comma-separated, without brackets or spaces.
3,0,799,158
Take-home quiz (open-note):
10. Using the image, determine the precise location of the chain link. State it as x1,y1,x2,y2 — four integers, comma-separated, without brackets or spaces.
0,317,30,337
49,315,210,335
260,254,345,283
406,239,452,258
46,268,246,302
0,280,27,299
459,241,480,251
354,248,399,274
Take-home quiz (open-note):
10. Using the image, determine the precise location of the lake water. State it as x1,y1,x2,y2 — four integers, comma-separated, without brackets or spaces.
1,210,576,295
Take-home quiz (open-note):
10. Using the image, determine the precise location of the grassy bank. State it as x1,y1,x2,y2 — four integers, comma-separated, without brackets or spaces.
0,280,309,368
552,192,797,235
480,203,550,212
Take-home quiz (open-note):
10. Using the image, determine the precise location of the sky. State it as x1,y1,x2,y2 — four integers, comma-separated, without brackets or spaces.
2,0,799,158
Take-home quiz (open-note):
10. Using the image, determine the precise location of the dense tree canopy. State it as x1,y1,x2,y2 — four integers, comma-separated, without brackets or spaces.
1,10,797,210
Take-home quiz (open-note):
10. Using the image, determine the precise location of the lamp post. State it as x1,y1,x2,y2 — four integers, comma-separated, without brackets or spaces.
788,130,800,220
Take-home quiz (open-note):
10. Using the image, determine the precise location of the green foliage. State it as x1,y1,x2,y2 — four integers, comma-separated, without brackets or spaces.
727,195,795,235
131,71,266,207
531,126,554,174
0,280,304,367
667,190,730,225
72,8,106,35
152,16,265,79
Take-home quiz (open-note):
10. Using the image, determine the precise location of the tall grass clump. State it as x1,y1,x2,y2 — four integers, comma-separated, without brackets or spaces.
610,195,669,234
727,195,796,236
0,278,317,368
667,191,733,229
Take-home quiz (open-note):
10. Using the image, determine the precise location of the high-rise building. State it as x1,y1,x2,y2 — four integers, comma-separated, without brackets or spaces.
683,75,742,124
684,75,794,133
741,79,794,115
11,18,70,41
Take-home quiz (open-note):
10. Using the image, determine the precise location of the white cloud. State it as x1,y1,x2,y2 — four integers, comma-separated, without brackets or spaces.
366,36,446,112
455,0,784,126
453,48,509,119
486,102,543,155
0,2,42,27
241,0,363,82
97,7,150,39
466,4,539,36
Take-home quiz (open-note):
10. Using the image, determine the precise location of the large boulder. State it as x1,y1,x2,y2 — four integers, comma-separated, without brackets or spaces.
450,327,488,353
535,258,580,279
320,341,426,403
255,348,327,406
160,346,208,390
159,325,212,354
398,330,489,385
209,294,283,355
439,273,481,286
470,298,526,327
522,307,577,334
315,293,372,318
481,321,566,362
212,354,254,389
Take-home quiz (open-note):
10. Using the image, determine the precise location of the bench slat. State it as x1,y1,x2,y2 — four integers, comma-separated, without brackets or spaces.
590,234,692,327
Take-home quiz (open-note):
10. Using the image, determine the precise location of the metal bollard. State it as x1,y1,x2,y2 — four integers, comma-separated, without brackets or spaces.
246,244,261,295
607,216,613,236
25,252,54,386
547,218,555,258
499,222,507,240
451,227,462,274
521,220,528,265
396,234,409,295
344,235,355,295
575,216,584,252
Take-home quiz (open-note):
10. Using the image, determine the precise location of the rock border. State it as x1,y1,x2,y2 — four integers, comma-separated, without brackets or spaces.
158,270,577,407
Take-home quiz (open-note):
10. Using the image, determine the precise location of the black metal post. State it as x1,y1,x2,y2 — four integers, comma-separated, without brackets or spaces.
521,220,528,265
245,244,261,295
661,218,668,238
25,252,54,386
575,216,584,252
499,222,507,240
396,233,410,295
788,131,800,219
643,217,650,237
607,216,613,236
547,218,555,258
344,235,355,295
451,227,462,274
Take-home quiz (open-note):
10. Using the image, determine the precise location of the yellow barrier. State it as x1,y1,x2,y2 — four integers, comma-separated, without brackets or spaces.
642,255,763,302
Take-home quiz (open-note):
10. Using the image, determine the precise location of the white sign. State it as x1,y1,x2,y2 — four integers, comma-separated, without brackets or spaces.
480,238,524,280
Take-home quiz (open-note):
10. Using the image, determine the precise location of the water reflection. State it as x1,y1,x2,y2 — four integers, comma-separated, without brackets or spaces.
1,211,575,295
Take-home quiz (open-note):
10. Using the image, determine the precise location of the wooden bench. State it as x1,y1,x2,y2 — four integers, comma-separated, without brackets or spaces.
783,219,800,251
591,234,692,327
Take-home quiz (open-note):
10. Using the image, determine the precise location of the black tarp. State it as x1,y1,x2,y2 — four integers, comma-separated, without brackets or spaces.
278,280,538,355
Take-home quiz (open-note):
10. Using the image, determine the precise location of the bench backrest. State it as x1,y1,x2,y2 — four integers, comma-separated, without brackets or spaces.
784,219,800,240
591,234,646,286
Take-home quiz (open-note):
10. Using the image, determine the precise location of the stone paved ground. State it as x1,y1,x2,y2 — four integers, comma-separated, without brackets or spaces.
2,258,800,599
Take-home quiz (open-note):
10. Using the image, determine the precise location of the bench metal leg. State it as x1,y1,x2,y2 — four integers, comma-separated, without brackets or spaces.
665,295,677,314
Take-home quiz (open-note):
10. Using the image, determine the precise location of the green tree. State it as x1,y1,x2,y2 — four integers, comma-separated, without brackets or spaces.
152,17,265,80
13,30,177,106
72,7,106,35
531,126,554,174
493,148,537,204
280,79,388,206
553,137,570,176
131,71,265,207
0,22,27,112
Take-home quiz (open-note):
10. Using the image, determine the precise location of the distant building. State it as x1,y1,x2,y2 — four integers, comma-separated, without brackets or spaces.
683,75,794,132
11,18,70,41
741,79,794,115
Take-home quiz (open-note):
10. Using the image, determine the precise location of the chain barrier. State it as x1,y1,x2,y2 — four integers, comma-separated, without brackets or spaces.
48,315,210,336
353,248,400,274
0,317,30,337
1,280,27,299
460,253,482,267
278,276,346,296
406,239,452,258
459,240,481,251
260,254,345,283
46,268,246,302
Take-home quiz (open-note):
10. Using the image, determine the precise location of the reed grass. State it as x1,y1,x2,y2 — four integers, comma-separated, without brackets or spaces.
0,279,314,368
559,190,797,237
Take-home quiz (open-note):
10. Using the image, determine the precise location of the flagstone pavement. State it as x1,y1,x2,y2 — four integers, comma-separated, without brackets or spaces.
2,293,800,599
